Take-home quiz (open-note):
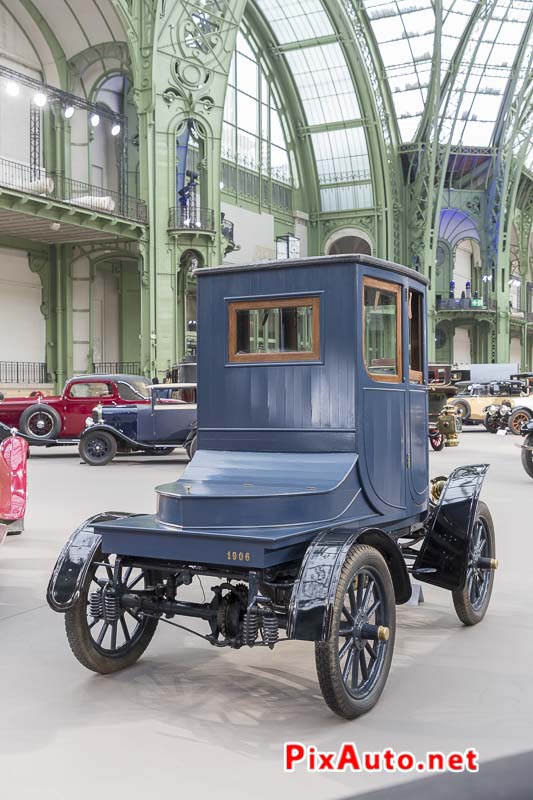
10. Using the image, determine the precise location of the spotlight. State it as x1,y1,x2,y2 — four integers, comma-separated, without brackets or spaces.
33,92,47,107
6,81,19,97
219,181,224,189
111,123,121,136
64,106,75,119
90,113,100,127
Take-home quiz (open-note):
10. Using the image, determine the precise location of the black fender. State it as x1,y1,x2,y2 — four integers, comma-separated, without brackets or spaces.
413,464,489,591
46,512,136,612
79,424,140,452
286,526,411,642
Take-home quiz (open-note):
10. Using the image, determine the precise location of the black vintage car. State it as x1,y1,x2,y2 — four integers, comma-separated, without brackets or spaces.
520,419,533,478
78,383,197,465
48,255,497,720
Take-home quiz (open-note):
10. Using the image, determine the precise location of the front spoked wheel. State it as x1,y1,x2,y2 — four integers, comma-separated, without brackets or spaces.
452,501,495,625
64,549,158,673
315,544,396,719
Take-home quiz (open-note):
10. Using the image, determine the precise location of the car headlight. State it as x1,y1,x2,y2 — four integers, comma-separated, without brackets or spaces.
500,405,511,415
85,416,94,427
488,404,499,414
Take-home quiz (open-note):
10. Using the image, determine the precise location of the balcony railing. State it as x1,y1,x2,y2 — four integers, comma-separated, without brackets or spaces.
221,217,234,243
0,361,48,383
169,206,215,231
437,298,496,311
0,156,147,224
92,362,141,375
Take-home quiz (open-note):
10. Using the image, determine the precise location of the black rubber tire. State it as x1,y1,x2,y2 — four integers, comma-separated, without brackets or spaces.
430,433,445,451
521,434,533,479
452,400,470,421
483,414,499,434
79,430,117,466
509,408,532,436
185,433,197,460
64,548,158,674
452,501,495,626
315,544,396,720
19,404,61,440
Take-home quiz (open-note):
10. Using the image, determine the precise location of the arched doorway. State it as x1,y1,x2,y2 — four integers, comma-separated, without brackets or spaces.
324,228,373,256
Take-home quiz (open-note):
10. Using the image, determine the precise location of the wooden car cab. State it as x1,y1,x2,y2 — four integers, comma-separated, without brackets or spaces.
97,256,429,566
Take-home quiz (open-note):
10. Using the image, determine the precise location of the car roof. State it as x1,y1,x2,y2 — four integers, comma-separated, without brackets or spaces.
69,374,149,384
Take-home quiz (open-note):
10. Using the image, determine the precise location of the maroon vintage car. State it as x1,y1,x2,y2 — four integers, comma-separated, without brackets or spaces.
0,433,28,541
0,374,153,442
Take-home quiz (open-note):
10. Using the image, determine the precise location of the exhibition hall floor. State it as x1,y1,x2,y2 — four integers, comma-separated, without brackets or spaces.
1,431,531,799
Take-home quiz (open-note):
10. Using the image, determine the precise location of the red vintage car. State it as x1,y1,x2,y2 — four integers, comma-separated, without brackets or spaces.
0,433,28,541
0,374,154,442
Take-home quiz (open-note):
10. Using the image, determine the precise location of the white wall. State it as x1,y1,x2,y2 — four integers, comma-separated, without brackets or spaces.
222,202,276,265
0,247,45,361
0,52,41,167
453,241,473,296
510,337,521,367
92,269,119,364
453,326,471,363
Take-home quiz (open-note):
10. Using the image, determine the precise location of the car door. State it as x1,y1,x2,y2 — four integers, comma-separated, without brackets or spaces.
359,272,406,512
406,286,428,509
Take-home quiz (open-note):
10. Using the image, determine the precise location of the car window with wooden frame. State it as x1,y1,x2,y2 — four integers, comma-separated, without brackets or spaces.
408,289,424,385
362,278,402,382
228,296,320,363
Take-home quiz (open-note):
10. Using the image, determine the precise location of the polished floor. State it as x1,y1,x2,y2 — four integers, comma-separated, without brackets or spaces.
1,430,531,799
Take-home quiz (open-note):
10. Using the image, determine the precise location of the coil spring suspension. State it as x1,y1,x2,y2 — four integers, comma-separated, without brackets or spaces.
262,613,279,649
242,608,259,646
103,592,120,624
89,590,103,619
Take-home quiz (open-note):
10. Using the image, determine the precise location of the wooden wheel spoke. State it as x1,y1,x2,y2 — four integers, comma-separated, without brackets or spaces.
342,647,355,682
365,598,381,619
339,623,352,637
352,648,359,688
356,574,364,606
120,615,131,642
359,650,368,682
342,604,354,624
97,622,109,646
365,642,377,661
339,637,352,660
128,573,144,590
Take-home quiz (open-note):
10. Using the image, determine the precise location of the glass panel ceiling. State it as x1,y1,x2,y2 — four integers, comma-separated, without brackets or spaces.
284,44,361,125
254,0,334,44
362,0,532,146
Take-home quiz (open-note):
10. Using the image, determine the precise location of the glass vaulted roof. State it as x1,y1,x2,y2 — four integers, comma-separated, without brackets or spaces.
362,0,532,146
254,0,374,212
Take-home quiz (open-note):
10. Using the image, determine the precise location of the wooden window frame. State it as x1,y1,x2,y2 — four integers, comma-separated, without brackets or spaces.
362,277,402,383
408,288,424,385
228,295,321,363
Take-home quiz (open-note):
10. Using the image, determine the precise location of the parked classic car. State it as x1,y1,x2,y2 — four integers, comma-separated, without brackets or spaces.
0,374,155,443
47,254,497,720
450,380,525,425
427,364,460,450
78,383,197,465
520,419,533,478
0,432,28,542
483,402,513,434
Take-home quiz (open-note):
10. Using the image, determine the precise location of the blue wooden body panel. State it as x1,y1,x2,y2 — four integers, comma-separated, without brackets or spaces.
97,255,430,565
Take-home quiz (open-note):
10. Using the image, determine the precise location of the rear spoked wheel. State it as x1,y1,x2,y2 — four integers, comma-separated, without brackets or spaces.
64,549,158,673
315,544,396,719
452,501,495,625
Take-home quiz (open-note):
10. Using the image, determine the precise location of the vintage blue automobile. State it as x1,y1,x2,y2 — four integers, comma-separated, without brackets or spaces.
78,384,197,465
47,255,497,719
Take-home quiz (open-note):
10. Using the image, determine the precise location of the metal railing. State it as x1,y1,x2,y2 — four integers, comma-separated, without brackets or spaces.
168,206,215,231
92,362,141,375
0,361,48,383
0,156,147,224
436,298,497,311
221,216,234,243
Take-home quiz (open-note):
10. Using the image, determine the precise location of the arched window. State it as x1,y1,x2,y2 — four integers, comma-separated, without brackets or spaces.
222,31,293,204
